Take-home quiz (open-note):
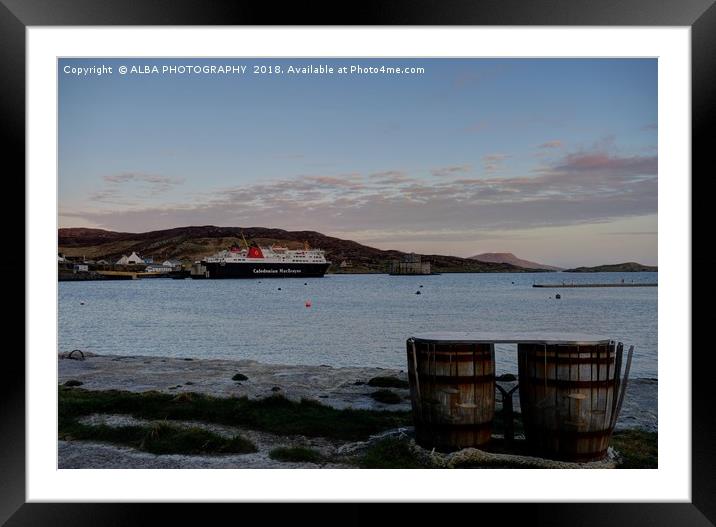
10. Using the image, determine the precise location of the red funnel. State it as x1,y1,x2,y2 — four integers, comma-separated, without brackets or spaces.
247,246,264,258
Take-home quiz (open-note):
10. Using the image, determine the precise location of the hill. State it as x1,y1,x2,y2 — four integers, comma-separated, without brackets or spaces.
563,262,657,273
58,226,540,274
469,252,561,271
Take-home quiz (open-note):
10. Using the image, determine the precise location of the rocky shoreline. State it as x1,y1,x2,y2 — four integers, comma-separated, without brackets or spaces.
58,353,657,469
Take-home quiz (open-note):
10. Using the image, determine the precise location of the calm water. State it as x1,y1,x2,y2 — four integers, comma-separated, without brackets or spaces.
58,272,658,378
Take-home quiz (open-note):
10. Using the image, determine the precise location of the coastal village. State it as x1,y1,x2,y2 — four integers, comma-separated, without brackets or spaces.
58,251,185,280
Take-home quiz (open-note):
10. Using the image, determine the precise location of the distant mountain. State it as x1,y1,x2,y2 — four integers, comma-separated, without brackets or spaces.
469,252,561,271
563,262,657,272
58,226,541,274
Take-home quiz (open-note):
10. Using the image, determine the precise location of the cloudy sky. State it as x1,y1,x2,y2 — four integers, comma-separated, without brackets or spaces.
58,58,657,267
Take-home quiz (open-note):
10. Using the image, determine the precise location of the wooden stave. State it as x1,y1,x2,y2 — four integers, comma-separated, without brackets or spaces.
517,343,618,461
407,340,496,451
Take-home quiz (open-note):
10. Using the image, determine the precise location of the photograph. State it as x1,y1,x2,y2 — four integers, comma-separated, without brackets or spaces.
57,57,658,470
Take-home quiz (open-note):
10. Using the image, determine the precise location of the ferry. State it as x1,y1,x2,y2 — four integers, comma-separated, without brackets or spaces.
190,236,331,279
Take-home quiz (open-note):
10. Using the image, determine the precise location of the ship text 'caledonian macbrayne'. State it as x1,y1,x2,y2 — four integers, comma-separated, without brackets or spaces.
190,239,331,279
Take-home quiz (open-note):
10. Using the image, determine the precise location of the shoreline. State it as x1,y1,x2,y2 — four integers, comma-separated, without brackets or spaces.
58,353,657,469
58,352,657,429
59,352,413,411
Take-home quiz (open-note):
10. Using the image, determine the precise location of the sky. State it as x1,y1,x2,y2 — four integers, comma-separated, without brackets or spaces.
58,58,657,267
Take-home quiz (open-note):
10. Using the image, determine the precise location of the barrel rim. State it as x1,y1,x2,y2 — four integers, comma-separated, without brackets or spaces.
409,332,614,345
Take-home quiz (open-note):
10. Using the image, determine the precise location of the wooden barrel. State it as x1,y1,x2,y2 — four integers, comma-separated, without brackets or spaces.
517,341,623,461
407,337,495,451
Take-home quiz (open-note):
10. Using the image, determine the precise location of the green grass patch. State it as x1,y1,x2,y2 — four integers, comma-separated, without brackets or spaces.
59,386,411,441
269,446,324,463
611,429,657,469
59,419,257,455
367,376,409,389
232,373,248,381
370,389,402,404
353,437,430,469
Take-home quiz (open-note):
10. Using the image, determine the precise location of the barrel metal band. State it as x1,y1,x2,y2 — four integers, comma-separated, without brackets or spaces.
408,373,496,384
417,421,493,432
412,353,493,363
524,377,616,388
525,356,615,365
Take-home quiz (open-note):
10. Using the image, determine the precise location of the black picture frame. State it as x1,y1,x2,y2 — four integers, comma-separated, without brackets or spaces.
4,0,714,524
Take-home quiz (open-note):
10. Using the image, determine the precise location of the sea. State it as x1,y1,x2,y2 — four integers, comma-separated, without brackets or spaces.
58,272,658,380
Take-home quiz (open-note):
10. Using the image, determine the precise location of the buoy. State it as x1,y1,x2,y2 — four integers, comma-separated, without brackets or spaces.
278,287,282,291
419,285,423,288
415,290,421,295
555,293,561,299
511,281,515,284
80,302,85,305
304,282,308,285
305,300,312,307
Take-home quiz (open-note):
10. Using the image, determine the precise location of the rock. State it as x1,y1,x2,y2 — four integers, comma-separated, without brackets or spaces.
367,376,409,389
370,389,402,404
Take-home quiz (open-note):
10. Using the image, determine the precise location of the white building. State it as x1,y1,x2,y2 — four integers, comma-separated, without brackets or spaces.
116,251,144,265
163,259,183,269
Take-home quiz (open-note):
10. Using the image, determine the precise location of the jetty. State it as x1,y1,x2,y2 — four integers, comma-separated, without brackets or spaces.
532,282,657,288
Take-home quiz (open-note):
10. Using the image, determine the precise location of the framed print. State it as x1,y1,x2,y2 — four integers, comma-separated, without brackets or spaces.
5,0,714,524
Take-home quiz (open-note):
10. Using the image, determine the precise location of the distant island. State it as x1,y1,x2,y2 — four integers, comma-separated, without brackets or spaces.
563,262,658,273
58,226,553,274
469,252,561,271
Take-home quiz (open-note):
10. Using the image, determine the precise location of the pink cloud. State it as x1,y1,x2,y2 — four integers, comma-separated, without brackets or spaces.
369,170,412,184
430,165,472,177
554,153,657,175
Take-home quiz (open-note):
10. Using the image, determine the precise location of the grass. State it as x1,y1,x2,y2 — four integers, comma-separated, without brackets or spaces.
269,446,324,464
353,437,430,469
369,389,403,404
59,419,257,455
367,376,409,389
59,386,411,441
231,373,248,381
57,385,656,468
611,429,658,469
